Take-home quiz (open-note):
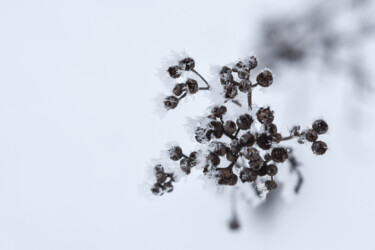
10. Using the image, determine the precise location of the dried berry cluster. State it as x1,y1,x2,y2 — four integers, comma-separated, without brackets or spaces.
152,55,329,197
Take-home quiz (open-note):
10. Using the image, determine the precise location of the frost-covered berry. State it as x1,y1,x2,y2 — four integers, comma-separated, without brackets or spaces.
226,150,236,162
312,119,329,134
209,121,224,139
167,65,181,78
256,70,273,87
189,151,198,166
271,147,289,163
239,168,257,182
163,182,174,193
256,107,274,124
312,141,328,155
164,96,179,109
186,78,198,94
265,123,278,135
256,133,273,150
224,85,238,99
243,147,261,161
217,169,238,186
238,79,251,93
154,165,166,183
208,153,220,166
178,57,195,71
211,105,227,118
169,146,183,161
219,66,233,85
180,158,191,174
246,56,258,70
236,114,253,130
173,83,186,96
224,120,237,135
265,180,277,190
305,129,318,142
230,139,242,154
266,164,278,176
240,132,255,147
151,183,163,195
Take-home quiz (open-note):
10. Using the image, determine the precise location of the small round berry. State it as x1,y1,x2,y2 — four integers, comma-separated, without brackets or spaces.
265,180,277,190
164,96,179,110
236,114,253,130
180,158,191,174
224,120,237,135
240,132,255,147
312,119,329,134
266,123,278,135
178,57,195,71
237,70,249,80
305,129,318,142
230,139,242,154
256,164,268,176
224,85,238,99
189,151,198,166
219,66,233,85
154,165,166,184
208,153,221,166
172,83,186,96
256,70,273,87
210,142,227,156
243,147,261,161
240,168,257,182
209,121,224,139
247,56,258,70
238,79,251,93
167,65,181,78
311,141,328,155
186,78,198,94
264,153,271,161
267,164,278,176
195,127,206,143
232,61,246,72
211,105,227,118
256,133,273,150
271,147,289,163
256,107,274,124
273,133,282,143
217,169,238,186
169,146,183,161
226,150,236,162
151,183,163,195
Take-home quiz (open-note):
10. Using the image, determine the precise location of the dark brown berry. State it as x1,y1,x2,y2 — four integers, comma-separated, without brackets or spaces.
240,132,255,147
224,85,238,99
186,78,198,94
151,183,163,195
180,158,191,174
267,164,278,176
271,147,289,163
312,119,328,134
305,129,318,142
256,133,273,150
217,169,238,186
154,165,166,183
211,105,227,118
173,83,186,96
256,70,273,87
210,142,227,156
238,79,251,93
236,114,253,130
265,180,277,190
256,164,268,176
208,153,220,166
164,96,178,110
189,151,198,166
237,70,249,80
230,139,241,154
178,57,195,71
209,121,224,139
243,147,261,161
169,146,183,161
246,56,258,70
163,182,173,193
167,66,181,78
266,123,278,135
226,150,236,162
312,141,328,155
224,120,237,135
219,66,233,85
239,168,257,182
256,107,274,124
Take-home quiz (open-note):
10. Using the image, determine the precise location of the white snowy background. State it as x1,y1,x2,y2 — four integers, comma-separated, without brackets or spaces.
0,0,375,249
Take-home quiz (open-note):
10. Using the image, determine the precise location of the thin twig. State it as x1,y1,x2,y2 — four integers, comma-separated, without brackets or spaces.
192,69,210,89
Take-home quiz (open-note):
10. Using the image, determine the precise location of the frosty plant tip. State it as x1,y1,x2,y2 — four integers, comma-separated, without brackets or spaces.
151,53,329,199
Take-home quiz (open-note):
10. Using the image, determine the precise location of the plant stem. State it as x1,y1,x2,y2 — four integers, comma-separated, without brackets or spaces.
192,69,210,89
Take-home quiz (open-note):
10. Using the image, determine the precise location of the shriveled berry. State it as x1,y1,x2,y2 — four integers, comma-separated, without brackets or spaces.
224,85,238,99
237,70,249,80
167,65,181,78
217,169,238,186
312,141,328,155
186,78,198,94
151,183,163,195
265,180,277,190
211,105,227,118
210,142,227,156
220,66,233,85
239,79,251,92
178,57,195,71
256,164,268,176
169,146,183,161
256,107,274,124
209,121,224,138
154,165,166,183
243,147,261,161
189,151,198,166
208,153,220,166
267,164,278,176
164,96,179,110
226,150,236,162
232,61,246,72
312,119,329,134
256,133,273,150
180,158,191,174
230,139,241,154
271,147,289,163
305,129,318,142
236,114,253,130
266,123,278,135
246,56,258,70
256,70,273,87
173,83,186,96
239,168,257,182
240,132,255,147
163,182,173,193
224,120,237,135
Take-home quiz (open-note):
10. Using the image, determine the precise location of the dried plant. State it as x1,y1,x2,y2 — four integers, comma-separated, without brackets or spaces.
150,53,329,229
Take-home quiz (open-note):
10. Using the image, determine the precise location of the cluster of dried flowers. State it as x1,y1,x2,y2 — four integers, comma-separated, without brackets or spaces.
150,54,329,199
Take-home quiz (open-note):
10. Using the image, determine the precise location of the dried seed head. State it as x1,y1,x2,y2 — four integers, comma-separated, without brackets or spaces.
164,96,179,110
271,147,289,163
186,78,198,94
211,105,227,118
236,114,253,130
172,83,186,96
256,133,273,150
178,57,195,71
256,70,273,87
312,141,328,155
256,107,274,124
265,180,277,190
217,169,238,186
267,164,278,176
240,132,255,147
167,65,182,78
312,119,329,134
305,129,318,142
180,158,191,174
219,66,233,85
224,120,237,135
239,168,257,182
169,146,183,161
